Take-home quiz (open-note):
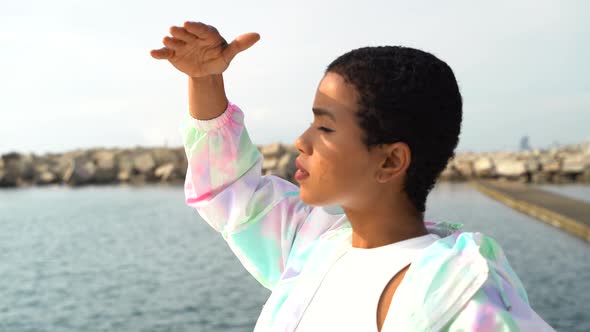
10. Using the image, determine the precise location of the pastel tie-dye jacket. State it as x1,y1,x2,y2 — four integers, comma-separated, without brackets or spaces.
180,101,555,331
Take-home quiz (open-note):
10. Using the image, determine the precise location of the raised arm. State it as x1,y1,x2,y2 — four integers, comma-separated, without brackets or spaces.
150,21,348,290
150,21,259,119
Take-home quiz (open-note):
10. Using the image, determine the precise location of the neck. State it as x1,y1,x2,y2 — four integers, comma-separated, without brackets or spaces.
343,194,428,249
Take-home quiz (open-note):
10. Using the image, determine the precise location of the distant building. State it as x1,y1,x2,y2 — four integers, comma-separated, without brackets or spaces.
519,135,531,151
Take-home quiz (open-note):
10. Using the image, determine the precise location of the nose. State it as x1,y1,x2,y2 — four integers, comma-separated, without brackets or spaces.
294,128,312,155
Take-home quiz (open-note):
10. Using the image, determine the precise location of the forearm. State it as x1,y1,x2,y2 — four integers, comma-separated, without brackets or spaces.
188,74,228,120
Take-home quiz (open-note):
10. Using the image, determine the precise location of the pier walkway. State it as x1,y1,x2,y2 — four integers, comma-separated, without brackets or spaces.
471,180,590,242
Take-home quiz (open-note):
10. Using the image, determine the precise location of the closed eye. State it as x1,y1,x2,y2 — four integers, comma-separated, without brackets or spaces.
309,122,334,133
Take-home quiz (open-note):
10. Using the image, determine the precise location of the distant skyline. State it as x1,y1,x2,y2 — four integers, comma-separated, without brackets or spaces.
1,0,588,155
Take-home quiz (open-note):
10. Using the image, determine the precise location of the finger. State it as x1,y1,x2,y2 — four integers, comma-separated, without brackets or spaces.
150,47,174,59
162,36,186,50
183,21,211,39
222,32,261,63
170,26,197,43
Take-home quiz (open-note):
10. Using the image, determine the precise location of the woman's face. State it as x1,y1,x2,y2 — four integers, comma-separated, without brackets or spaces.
294,72,384,208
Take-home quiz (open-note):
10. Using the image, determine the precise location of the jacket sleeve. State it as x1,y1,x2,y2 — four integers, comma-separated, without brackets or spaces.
442,273,556,331
179,101,346,290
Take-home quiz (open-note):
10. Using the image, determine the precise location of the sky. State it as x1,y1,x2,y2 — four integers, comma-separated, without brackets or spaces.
1,0,588,155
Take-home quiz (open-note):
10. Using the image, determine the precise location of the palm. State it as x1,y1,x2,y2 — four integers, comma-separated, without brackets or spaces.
151,21,260,78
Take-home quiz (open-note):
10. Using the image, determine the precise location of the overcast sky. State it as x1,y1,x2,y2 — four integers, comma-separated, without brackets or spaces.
1,0,588,155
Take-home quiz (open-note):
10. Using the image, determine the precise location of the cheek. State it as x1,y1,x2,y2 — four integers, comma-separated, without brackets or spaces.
315,149,358,186
308,133,371,189
316,156,332,183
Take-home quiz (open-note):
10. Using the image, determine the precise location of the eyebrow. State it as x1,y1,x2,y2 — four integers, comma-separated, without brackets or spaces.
312,108,337,122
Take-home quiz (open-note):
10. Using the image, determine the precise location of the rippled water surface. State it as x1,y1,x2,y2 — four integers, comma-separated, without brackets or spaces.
1,182,588,331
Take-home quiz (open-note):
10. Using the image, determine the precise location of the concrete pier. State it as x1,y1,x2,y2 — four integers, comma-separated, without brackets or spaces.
471,180,590,242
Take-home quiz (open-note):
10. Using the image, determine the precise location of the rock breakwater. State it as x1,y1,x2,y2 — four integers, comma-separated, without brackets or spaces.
440,140,590,184
1,140,589,188
0,143,298,188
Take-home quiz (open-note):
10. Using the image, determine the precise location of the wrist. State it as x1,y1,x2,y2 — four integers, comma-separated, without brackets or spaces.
188,74,228,120
189,74,222,82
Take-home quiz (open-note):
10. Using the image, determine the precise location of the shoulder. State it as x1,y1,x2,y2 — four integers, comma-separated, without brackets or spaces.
428,231,530,305
441,269,555,331
428,231,557,331
396,230,533,330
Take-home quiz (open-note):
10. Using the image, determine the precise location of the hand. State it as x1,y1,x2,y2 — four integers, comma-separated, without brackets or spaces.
150,21,260,78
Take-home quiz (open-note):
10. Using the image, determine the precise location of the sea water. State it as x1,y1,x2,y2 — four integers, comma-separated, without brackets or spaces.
0,182,588,331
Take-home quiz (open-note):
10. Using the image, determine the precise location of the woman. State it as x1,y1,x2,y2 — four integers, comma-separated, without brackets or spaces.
150,21,555,331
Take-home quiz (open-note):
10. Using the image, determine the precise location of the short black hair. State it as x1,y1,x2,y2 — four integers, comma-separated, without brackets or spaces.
326,46,462,213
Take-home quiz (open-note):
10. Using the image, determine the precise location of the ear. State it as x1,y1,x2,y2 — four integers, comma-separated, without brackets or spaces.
375,142,411,184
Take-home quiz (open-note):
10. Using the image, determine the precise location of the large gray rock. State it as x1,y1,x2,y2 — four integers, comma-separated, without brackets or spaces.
0,152,21,187
32,161,58,185
452,159,474,178
39,172,56,184
91,150,117,183
561,155,588,174
260,143,284,158
50,154,74,181
262,157,279,172
277,151,297,181
64,155,96,185
283,145,299,156
524,158,541,172
1,153,34,186
154,163,175,182
438,164,465,181
152,148,178,166
116,152,134,182
173,148,188,179
20,154,35,181
472,157,494,177
540,159,560,172
133,152,156,174
495,159,527,177
259,144,299,181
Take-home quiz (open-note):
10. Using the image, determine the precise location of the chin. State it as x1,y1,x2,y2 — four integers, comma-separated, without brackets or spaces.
298,187,317,205
298,189,315,206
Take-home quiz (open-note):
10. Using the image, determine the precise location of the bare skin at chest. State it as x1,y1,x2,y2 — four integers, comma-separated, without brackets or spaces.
376,264,410,331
